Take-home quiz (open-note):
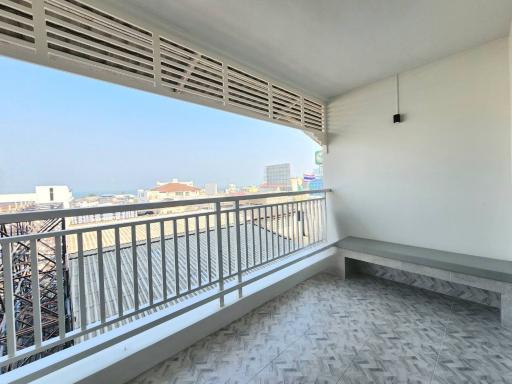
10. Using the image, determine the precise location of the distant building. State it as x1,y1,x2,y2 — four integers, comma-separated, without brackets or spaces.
241,185,259,194
156,178,194,187
309,166,324,190
264,163,291,191
205,183,218,196
35,186,73,207
145,182,201,201
308,177,323,190
0,185,73,210
225,184,238,194
290,177,304,191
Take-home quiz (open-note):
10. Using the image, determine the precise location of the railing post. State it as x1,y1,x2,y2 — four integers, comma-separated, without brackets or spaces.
235,200,242,298
215,201,224,306
30,239,42,348
323,192,328,241
1,240,16,358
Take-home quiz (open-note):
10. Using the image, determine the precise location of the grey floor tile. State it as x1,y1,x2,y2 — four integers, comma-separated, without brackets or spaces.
128,273,512,384
431,350,512,384
249,331,357,384
340,349,438,384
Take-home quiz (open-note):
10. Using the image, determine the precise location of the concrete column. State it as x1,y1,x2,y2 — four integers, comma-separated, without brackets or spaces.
323,250,347,279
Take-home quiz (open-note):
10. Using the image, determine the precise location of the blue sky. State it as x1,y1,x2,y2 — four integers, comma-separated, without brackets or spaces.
0,56,319,195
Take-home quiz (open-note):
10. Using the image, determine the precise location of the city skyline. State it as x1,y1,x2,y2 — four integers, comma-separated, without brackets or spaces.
0,56,320,195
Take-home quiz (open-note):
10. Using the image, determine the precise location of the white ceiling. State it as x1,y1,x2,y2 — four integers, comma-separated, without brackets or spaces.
100,0,512,100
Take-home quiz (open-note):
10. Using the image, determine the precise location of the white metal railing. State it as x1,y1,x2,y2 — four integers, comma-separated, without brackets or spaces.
0,189,329,372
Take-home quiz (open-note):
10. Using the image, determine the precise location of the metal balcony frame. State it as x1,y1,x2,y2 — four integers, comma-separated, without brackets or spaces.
0,189,331,374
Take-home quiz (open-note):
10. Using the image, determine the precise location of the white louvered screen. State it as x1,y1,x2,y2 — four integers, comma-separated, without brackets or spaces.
0,0,326,143
271,85,302,126
0,0,35,51
226,65,269,116
43,0,154,82
303,98,324,131
159,36,223,103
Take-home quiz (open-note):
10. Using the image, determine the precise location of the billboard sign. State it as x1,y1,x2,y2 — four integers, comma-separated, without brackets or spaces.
315,150,323,165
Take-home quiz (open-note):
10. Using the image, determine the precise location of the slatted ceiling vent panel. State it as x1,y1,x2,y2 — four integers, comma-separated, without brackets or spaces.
159,36,224,103
0,0,326,142
226,66,269,116
271,85,302,125
43,0,154,82
303,98,324,131
0,0,35,50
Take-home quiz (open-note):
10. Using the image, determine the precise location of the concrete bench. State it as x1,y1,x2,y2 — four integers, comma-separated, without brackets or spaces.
337,236,512,326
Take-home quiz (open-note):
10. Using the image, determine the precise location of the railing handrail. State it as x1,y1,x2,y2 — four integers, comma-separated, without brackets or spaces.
0,189,331,224
0,190,329,371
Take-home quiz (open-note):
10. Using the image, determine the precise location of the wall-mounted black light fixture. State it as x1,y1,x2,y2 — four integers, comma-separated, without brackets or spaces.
393,73,402,124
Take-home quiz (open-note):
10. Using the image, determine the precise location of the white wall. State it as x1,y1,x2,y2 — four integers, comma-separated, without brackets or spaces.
35,186,73,208
325,38,512,260
510,22,512,178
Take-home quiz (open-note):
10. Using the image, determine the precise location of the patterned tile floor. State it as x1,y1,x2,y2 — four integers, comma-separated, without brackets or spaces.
129,273,512,384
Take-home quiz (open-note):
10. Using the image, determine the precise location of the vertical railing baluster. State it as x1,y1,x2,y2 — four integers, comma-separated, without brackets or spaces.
304,201,309,245
97,230,106,324
173,220,179,297
286,203,291,253
258,207,263,264
115,227,123,316
314,199,319,243
146,223,153,306
77,232,87,331
215,202,224,306
1,241,16,358
323,194,327,241
315,200,320,242
280,204,286,256
290,203,295,252
307,200,314,245
160,220,167,301
235,200,242,297
264,206,269,261
251,208,256,267
292,203,297,251
295,202,299,250
206,214,212,283
290,203,295,251
297,202,302,249
226,211,231,275
244,209,248,269
271,205,275,259
185,218,191,292
277,204,281,257
130,225,139,311
311,200,316,244
54,236,66,339
305,200,310,245
288,203,292,252
300,202,305,248
30,239,42,348
196,216,201,287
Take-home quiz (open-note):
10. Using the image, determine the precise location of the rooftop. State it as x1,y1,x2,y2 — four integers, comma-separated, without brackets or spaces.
152,183,201,193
